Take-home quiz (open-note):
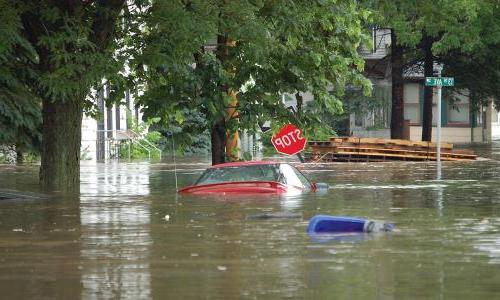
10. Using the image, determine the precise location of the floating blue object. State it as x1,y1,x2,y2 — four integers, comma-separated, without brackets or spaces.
307,215,393,234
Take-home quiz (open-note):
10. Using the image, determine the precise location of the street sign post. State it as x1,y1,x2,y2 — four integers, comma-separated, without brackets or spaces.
425,77,454,87
271,123,306,156
425,72,454,180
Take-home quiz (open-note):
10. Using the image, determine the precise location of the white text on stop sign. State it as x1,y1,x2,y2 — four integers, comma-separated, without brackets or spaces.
274,129,304,148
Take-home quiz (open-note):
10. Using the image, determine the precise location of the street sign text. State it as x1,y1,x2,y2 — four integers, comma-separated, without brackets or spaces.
425,77,454,87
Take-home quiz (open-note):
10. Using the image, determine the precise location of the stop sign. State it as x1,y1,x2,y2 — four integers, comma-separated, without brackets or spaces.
271,123,306,155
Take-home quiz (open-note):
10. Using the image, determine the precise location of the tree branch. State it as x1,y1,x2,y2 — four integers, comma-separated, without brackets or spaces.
90,0,126,50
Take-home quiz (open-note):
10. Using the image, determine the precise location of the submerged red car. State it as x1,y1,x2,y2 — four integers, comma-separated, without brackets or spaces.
178,161,322,195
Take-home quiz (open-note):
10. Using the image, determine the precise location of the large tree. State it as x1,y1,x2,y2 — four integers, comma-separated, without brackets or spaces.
416,0,498,141
441,0,500,109
370,1,416,139
137,0,371,164
2,0,128,191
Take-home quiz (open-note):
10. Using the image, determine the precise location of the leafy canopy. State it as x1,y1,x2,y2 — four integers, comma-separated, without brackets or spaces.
0,1,41,149
372,0,500,111
135,0,372,143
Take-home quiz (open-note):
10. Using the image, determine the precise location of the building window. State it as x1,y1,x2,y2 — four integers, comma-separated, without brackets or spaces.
404,83,420,125
354,113,364,127
447,105,469,124
446,92,470,126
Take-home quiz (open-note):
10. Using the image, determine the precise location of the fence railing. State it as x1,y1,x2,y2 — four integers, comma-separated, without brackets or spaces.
95,129,162,161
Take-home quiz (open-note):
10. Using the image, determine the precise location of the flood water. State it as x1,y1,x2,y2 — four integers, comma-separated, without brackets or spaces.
1,144,500,299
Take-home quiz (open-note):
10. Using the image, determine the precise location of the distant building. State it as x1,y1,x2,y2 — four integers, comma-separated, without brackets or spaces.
81,87,143,161
351,27,497,143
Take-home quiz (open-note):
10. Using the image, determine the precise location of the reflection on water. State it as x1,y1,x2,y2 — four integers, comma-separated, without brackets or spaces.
2,145,500,298
280,194,304,210
334,183,448,189
456,218,500,264
79,163,152,299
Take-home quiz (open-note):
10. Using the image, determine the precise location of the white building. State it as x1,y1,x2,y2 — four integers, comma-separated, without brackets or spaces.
81,88,144,161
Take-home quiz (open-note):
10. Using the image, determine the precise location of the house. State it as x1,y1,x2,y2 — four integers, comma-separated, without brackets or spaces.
350,27,498,143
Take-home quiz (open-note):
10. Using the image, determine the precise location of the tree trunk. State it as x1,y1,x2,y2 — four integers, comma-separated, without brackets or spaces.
390,30,405,139
15,149,24,164
15,142,24,164
421,36,434,142
225,90,239,161
40,98,83,192
295,92,303,114
216,33,239,162
211,119,226,165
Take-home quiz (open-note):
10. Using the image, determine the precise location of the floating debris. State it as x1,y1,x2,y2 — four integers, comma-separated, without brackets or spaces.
306,137,476,162
246,212,302,220
307,215,394,234
0,190,49,201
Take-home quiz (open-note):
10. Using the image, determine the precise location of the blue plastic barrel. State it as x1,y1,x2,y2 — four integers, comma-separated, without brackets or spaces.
307,215,393,234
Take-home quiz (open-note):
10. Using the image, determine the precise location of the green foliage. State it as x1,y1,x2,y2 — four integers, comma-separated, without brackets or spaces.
372,1,474,62
443,50,500,110
0,1,41,150
440,1,500,108
258,130,276,156
135,0,372,154
0,0,133,107
118,113,163,159
237,0,373,133
372,0,500,82
373,0,484,53
119,131,162,160
0,100,41,151
150,109,211,156
242,151,253,161
345,85,390,115
0,69,42,151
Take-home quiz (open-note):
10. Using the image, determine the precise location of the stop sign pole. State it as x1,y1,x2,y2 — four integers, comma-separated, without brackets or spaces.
271,123,307,156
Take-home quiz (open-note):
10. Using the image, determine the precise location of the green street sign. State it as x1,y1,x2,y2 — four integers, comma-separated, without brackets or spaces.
425,77,454,87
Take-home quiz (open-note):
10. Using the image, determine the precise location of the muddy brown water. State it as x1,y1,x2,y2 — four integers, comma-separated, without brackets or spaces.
1,144,500,299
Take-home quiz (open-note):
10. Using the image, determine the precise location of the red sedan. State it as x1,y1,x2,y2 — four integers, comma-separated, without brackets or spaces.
178,161,320,195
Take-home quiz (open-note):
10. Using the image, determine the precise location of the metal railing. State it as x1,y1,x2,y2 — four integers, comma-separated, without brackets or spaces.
129,130,162,160
95,129,162,161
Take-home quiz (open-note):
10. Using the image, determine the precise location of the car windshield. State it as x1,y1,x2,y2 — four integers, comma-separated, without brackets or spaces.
195,164,280,185
195,163,311,189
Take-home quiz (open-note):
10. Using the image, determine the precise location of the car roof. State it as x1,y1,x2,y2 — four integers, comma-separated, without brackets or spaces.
208,161,283,169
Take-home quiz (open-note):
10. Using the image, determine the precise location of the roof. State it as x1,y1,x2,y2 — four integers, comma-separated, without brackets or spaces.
208,161,281,169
